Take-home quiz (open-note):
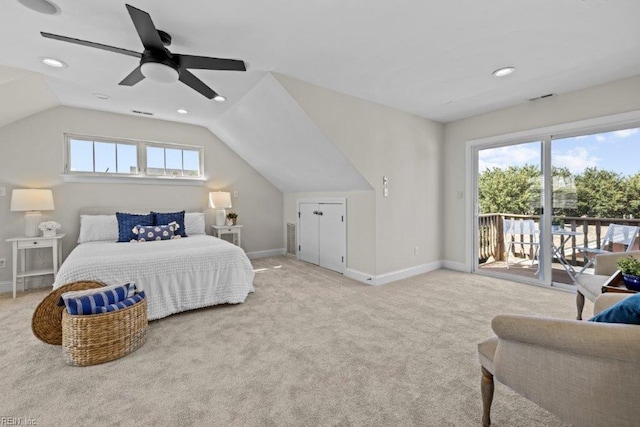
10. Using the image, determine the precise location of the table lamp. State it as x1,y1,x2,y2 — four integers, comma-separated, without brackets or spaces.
10,189,55,237
209,191,232,226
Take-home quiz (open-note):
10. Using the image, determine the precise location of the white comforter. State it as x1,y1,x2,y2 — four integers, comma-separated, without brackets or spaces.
53,235,255,320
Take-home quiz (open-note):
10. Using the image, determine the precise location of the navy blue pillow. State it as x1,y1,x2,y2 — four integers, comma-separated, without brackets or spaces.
589,293,640,325
116,212,153,242
152,211,187,237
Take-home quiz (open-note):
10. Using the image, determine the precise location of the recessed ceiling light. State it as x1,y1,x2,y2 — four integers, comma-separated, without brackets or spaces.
18,0,60,15
492,66,515,77
213,95,226,102
40,57,66,68
176,109,188,114
92,93,111,100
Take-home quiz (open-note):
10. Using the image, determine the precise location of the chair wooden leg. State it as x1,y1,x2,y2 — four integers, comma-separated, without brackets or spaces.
481,366,494,427
576,291,585,320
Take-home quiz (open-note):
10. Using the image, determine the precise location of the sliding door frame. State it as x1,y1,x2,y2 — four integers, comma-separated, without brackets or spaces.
465,110,640,288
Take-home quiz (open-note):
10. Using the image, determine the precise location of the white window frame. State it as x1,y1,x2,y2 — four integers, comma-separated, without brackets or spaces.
63,133,205,184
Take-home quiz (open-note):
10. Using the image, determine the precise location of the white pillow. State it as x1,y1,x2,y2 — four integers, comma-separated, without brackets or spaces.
184,212,205,235
78,215,119,243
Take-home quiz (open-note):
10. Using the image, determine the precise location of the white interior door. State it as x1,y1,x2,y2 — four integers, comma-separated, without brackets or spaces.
318,203,345,273
298,203,319,264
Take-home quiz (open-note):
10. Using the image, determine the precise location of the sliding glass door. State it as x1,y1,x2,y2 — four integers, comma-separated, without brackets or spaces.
472,124,640,289
474,140,547,286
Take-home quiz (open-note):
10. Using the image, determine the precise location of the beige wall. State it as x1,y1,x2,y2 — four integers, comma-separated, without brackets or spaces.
283,191,375,274
0,106,283,285
443,75,640,266
277,74,444,276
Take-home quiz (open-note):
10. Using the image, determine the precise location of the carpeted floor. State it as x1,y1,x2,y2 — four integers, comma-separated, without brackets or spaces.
0,256,589,426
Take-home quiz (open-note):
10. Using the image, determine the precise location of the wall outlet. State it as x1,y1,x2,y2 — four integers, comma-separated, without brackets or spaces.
233,191,239,198
414,247,419,255
0,258,6,268
383,188,389,197
456,191,464,199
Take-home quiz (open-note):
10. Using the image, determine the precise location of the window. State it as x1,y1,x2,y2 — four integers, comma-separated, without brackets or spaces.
65,134,204,180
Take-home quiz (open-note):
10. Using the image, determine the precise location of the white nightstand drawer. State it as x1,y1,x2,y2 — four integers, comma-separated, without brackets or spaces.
220,227,239,234
17,239,54,249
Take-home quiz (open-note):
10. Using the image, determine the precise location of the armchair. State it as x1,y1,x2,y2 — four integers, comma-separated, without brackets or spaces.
478,293,640,426
575,250,640,320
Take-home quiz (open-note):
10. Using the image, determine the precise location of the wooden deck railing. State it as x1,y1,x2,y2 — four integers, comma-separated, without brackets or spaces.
478,214,640,264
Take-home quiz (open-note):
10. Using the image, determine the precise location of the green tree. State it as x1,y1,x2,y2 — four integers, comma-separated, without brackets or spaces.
478,165,541,215
625,173,640,217
573,167,626,218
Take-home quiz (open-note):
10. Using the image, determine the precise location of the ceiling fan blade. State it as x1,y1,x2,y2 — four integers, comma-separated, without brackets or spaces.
41,32,142,58
177,54,246,71
178,69,218,99
126,4,166,52
119,66,145,86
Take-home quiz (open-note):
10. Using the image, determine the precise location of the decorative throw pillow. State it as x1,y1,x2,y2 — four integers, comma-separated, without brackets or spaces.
184,212,206,235
132,222,181,242
589,293,640,324
116,212,153,242
152,211,187,237
58,282,137,315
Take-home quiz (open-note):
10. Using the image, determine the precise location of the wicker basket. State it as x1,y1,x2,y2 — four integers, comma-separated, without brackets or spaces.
62,298,148,367
32,281,106,345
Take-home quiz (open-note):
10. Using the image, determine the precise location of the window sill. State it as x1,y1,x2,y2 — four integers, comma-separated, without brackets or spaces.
61,174,206,186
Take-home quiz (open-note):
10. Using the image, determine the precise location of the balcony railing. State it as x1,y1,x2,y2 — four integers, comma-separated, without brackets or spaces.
478,213,640,265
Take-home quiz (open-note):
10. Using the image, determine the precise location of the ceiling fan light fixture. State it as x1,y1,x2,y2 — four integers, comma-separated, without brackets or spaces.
176,109,188,114
140,62,179,83
18,0,60,15
492,66,516,77
213,95,226,102
40,57,66,68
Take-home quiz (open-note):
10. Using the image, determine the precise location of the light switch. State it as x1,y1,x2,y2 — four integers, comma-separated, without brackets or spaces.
0,187,5,197
383,188,389,197
456,191,464,199
383,176,388,186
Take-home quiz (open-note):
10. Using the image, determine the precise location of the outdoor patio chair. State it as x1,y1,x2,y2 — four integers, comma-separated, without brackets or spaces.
503,219,539,270
575,223,639,275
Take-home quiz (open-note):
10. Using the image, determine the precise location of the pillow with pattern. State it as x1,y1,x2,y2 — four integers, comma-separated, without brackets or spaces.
132,221,181,242
152,211,187,237
116,212,153,242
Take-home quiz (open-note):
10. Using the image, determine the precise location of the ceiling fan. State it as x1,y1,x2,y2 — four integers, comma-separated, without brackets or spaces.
41,3,247,101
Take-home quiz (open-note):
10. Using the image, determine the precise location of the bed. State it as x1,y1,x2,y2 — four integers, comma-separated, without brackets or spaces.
52,211,255,320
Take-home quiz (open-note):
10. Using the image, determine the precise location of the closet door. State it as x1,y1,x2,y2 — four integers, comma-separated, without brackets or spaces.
318,203,345,273
298,203,319,265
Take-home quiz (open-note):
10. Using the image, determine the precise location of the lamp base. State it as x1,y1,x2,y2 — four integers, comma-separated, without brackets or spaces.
215,209,227,226
24,211,42,237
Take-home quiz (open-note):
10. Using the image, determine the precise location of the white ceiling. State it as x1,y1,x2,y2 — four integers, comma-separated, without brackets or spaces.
1,0,639,125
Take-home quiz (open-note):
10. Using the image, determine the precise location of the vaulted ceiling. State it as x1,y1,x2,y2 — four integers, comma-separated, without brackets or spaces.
1,0,639,127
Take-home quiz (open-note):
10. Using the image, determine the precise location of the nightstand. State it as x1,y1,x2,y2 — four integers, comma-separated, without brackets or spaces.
6,234,65,299
211,225,243,247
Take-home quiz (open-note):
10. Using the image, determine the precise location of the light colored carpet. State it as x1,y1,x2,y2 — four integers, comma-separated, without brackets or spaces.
0,256,589,426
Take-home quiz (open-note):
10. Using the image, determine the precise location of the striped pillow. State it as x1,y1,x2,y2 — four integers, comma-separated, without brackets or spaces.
59,283,137,315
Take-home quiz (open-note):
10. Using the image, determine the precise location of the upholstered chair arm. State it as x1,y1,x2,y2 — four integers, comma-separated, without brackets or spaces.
491,314,640,363
594,293,631,315
594,250,640,275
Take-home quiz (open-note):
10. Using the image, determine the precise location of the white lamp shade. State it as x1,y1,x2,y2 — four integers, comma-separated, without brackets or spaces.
10,189,55,212
209,191,232,209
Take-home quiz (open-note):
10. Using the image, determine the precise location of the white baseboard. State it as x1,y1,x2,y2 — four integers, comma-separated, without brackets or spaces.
246,248,286,259
441,260,470,273
375,261,443,286
345,261,443,286
0,281,11,294
344,268,376,285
